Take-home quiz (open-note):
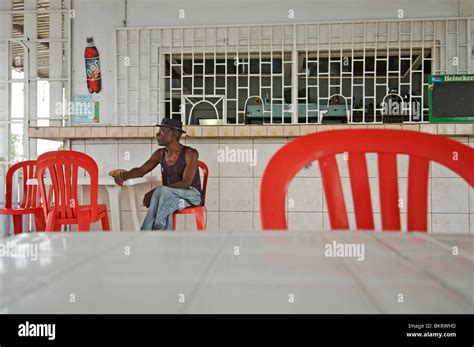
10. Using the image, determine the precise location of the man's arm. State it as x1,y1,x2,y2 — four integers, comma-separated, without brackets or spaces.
114,148,163,185
168,149,199,189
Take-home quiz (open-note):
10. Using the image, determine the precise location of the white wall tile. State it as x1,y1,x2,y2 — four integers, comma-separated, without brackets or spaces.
288,178,323,212
185,139,219,145
85,144,119,176
295,160,321,178
470,214,473,234
323,177,374,213
119,138,151,144
204,177,219,212
448,136,469,144
397,154,409,178
253,143,285,177
253,212,261,230
432,178,469,213
400,213,409,231
186,142,219,178
397,177,407,213
219,177,253,211
333,153,378,178
120,182,153,211
218,142,254,177
185,211,218,231
336,153,349,178
206,211,219,231
253,178,261,212
70,140,85,152
85,139,118,145
431,162,465,178
253,138,288,144
469,186,474,214
288,212,323,230
118,143,153,176
79,186,110,207
432,214,469,234
172,213,186,231
219,212,253,230
121,211,147,231
397,178,432,213
323,212,413,231
86,208,112,231
364,177,380,214
365,153,378,178
70,141,87,177
323,212,373,231
372,213,382,230
431,137,468,178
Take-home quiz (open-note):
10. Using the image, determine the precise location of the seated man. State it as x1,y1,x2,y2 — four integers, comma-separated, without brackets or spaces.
114,118,202,230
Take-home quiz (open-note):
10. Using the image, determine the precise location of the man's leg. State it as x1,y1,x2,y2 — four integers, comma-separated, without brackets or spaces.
140,186,163,230
141,186,201,231
152,186,201,230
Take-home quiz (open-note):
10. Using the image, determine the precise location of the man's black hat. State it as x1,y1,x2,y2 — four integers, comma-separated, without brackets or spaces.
157,118,186,133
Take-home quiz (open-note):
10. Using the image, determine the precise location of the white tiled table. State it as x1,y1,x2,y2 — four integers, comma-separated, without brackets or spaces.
27,176,159,231
0,230,472,314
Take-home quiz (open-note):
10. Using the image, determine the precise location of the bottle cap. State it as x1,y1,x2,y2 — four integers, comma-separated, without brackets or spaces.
86,37,94,43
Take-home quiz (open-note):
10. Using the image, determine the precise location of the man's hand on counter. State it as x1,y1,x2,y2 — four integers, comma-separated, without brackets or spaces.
109,169,128,185
114,172,128,185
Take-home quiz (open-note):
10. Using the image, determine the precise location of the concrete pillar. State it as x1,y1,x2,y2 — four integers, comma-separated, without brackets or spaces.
24,0,37,159
0,0,12,237
0,0,12,162
49,0,64,128
64,0,71,124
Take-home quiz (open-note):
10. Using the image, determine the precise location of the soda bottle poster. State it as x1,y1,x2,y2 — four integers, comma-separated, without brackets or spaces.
85,37,102,93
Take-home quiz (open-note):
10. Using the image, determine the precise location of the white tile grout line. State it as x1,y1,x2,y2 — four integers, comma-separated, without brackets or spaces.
1,232,143,309
414,232,474,262
178,230,234,313
319,231,385,313
373,232,474,307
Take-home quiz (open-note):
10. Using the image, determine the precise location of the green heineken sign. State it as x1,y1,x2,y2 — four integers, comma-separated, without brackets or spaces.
429,74,474,123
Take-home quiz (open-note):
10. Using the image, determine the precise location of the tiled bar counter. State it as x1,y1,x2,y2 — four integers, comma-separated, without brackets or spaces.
29,124,474,233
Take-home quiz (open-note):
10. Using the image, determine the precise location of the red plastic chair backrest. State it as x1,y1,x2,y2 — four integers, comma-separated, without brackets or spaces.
36,150,99,221
260,129,474,231
5,160,40,209
198,161,209,205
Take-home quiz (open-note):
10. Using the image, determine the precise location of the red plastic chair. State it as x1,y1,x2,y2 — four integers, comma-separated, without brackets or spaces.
36,150,110,232
172,161,209,231
0,160,45,234
260,129,474,231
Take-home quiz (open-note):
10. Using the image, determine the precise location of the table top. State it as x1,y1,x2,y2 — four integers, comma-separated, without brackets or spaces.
0,230,472,314
27,175,159,186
